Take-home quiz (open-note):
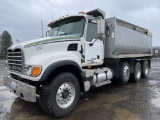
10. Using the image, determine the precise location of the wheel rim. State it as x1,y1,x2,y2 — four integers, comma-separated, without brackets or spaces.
136,65,141,79
144,62,149,75
123,66,130,80
56,82,75,108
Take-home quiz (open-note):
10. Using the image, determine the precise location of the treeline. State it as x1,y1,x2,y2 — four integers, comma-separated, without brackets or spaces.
0,31,13,59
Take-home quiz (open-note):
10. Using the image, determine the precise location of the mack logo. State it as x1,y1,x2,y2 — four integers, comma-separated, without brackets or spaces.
35,45,43,50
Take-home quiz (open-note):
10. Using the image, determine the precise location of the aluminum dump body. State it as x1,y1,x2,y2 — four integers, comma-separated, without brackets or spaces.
105,17,152,58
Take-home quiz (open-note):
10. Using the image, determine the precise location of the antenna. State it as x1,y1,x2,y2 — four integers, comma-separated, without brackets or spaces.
41,20,43,38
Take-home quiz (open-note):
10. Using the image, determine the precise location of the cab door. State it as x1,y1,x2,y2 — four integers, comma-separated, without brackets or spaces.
84,21,104,65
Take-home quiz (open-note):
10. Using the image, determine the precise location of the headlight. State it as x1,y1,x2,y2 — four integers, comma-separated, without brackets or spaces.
24,65,42,77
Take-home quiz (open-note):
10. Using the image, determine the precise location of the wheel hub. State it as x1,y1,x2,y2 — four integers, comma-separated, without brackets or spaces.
56,82,75,108
62,90,69,99
124,66,130,80
136,66,141,79
144,63,149,75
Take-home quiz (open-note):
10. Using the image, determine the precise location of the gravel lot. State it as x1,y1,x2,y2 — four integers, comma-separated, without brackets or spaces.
0,59,160,120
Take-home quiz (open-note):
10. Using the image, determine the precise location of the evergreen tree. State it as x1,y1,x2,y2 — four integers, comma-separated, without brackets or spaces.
0,31,13,59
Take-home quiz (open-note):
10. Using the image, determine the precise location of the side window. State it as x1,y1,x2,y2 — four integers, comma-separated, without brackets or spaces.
86,22,97,42
49,27,59,36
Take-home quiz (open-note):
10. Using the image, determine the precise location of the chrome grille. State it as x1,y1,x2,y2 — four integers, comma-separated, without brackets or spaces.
7,49,23,72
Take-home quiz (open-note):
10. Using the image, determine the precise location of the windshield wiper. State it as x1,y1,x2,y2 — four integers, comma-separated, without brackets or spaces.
59,33,68,36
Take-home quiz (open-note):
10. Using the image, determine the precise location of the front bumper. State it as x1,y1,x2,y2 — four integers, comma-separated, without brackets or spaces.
3,76,36,102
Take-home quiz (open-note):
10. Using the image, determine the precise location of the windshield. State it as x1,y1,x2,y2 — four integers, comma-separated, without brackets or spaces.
49,17,85,37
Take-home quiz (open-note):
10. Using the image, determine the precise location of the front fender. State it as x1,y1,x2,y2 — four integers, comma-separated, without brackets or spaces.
39,60,82,81
24,52,81,81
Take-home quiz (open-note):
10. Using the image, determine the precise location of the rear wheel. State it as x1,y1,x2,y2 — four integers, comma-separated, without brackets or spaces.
39,72,80,117
142,61,149,78
118,62,130,84
132,62,142,83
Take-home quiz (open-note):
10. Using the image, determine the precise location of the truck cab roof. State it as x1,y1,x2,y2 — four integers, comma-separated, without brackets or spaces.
48,14,88,27
48,8,106,27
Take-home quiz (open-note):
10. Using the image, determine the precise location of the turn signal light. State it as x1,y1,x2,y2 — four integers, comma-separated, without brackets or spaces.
32,66,41,77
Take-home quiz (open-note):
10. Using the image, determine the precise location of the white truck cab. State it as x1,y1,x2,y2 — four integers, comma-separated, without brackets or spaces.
3,8,152,117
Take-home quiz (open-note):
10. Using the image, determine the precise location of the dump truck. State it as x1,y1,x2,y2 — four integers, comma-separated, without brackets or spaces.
3,8,152,117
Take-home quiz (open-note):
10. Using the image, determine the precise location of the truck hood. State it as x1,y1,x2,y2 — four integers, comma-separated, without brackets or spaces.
9,35,80,49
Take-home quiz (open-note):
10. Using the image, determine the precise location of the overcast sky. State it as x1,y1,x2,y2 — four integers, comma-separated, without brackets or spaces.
0,0,160,46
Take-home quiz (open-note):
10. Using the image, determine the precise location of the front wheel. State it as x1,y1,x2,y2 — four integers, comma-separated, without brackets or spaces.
39,72,80,117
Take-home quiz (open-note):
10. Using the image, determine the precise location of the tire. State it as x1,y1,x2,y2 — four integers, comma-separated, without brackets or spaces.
118,62,130,84
39,72,80,117
132,62,142,83
36,97,42,109
142,61,149,78
36,96,45,111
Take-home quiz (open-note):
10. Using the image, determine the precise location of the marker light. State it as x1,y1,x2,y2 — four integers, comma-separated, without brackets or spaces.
78,11,85,14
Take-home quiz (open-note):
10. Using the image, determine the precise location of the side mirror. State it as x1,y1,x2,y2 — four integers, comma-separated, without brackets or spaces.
97,17,106,39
